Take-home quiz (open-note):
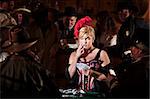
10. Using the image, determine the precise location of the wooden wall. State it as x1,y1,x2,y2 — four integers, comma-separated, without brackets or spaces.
15,0,149,17
43,0,118,14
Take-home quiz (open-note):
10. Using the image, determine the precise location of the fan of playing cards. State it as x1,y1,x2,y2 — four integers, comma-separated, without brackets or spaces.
76,63,90,70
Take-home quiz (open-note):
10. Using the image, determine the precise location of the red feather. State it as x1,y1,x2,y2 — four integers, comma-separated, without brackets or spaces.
74,16,94,38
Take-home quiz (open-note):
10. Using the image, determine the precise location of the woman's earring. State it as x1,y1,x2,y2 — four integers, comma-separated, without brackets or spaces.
92,39,94,43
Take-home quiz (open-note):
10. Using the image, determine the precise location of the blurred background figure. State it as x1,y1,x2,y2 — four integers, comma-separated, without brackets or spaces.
59,6,78,51
8,0,15,14
54,6,78,88
12,8,31,28
115,0,149,58
40,7,60,76
0,0,9,10
95,11,117,49
117,1,132,23
0,0,17,27
0,0,17,54
94,11,118,83
25,3,46,60
111,28,149,98
0,25,61,98
26,5,60,76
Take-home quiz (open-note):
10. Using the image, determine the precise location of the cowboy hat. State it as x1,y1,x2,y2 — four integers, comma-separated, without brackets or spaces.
2,25,37,54
15,8,31,13
131,28,149,53
63,6,77,17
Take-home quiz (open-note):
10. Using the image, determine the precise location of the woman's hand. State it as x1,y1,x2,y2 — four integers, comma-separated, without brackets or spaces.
82,69,90,76
88,69,107,81
82,69,97,77
76,44,85,58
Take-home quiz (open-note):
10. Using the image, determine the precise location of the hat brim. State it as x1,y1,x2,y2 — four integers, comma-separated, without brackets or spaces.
3,40,37,54
15,8,31,13
0,25,15,29
134,42,149,52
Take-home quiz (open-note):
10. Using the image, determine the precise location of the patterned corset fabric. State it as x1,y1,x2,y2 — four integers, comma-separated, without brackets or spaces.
77,50,103,91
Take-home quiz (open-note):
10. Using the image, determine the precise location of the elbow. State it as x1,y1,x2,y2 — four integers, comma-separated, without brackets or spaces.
97,74,107,81
103,56,111,67
68,67,75,79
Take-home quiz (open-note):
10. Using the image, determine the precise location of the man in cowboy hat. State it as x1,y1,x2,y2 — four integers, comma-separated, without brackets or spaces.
0,25,61,98
12,7,31,28
0,0,17,48
115,1,139,57
0,0,9,10
59,6,78,50
0,0,17,27
112,28,149,98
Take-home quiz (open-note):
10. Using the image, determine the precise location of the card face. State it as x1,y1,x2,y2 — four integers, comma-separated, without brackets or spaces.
76,63,90,70
68,44,78,49
0,52,9,63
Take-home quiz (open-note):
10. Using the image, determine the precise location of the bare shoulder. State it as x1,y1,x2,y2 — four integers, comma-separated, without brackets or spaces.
95,48,108,55
100,50,108,55
69,51,77,64
99,49,110,67
70,51,76,58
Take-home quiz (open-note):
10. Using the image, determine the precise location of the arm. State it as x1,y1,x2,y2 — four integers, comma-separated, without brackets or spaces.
93,50,110,81
100,50,110,67
68,52,78,78
68,44,85,78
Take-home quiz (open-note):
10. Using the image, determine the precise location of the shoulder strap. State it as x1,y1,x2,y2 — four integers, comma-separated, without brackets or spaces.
95,49,104,66
95,49,101,60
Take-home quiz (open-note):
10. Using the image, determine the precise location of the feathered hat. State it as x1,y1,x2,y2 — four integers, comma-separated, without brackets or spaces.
74,16,94,38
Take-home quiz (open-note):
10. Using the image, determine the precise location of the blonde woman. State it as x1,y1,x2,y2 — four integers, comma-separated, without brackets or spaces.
66,16,111,97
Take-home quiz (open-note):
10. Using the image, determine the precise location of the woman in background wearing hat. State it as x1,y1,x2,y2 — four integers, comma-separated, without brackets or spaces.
65,16,115,97
0,25,61,98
